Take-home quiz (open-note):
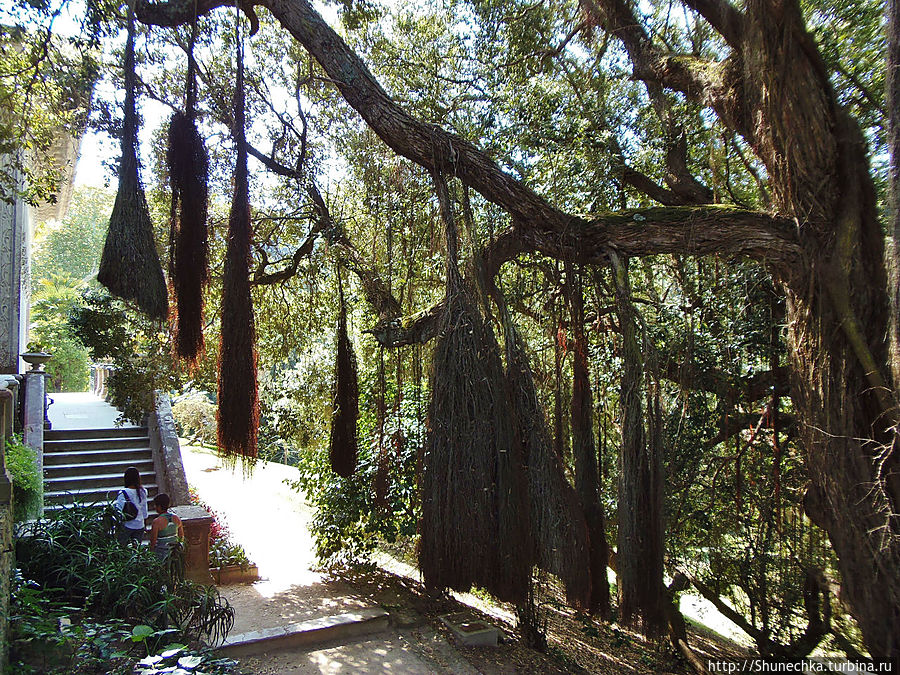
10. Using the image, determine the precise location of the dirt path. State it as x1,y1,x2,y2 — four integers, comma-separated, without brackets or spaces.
180,446,369,635
180,446,483,673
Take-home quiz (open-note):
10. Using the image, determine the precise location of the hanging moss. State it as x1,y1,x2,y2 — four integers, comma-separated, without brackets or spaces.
216,28,258,463
97,0,167,320
329,274,359,478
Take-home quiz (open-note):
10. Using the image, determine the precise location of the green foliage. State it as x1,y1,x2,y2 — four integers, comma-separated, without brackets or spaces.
31,187,114,284
7,571,241,675
284,381,423,569
14,502,234,645
28,274,90,392
172,394,217,446
4,434,41,521
69,288,182,423
209,539,252,571
0,22,97,206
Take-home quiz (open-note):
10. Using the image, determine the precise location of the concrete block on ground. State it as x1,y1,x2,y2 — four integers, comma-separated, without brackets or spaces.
439,612,500,646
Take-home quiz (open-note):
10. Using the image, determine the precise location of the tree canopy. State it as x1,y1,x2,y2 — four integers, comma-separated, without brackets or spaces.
8,0,898,661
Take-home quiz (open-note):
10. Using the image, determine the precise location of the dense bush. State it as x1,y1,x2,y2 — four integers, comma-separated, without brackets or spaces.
8,570,241,675
173,395,217,446
283,383,423,569
14,503,234,643
28,274,90,392
69,288,183,424
4,434,42,521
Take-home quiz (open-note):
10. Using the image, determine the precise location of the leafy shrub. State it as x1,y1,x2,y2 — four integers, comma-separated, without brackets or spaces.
173,395,217,446
284,384,423,569
5,434,42,521
14,502,234,645
28,274,91,392
209,539,253,570
8,571,242,675
69,288,183,424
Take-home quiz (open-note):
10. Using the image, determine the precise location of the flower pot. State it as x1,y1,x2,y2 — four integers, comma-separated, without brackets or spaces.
211,563,259,585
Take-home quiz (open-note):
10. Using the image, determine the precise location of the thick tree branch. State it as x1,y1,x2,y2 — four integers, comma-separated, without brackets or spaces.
251,226,321,285
369,206,800,348
663,361,791,401
681,0,745,49
518,207,800,267
665,128,714,204
705,410,795,449
583,0,750,139
366,300,445,348
138,0,779,266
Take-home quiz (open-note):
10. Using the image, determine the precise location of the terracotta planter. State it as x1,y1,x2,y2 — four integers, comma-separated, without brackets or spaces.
211,564,259,585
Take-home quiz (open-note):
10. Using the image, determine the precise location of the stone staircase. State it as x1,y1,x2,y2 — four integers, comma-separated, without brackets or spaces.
43,426,159,511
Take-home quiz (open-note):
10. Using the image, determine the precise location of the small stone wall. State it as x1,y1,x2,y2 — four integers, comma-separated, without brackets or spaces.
0,499,12,673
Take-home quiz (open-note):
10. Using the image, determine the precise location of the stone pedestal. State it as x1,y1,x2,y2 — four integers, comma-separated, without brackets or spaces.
22,370,45,514
170,505,214,585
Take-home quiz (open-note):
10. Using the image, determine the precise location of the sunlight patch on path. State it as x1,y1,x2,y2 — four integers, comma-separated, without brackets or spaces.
180,445,322,595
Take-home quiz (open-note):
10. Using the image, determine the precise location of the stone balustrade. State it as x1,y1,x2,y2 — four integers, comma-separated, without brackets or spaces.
90,363,114,400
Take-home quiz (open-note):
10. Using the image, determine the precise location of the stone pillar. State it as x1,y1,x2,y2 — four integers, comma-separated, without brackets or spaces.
22,370,45,514
170,505,214,585
0,185,30,374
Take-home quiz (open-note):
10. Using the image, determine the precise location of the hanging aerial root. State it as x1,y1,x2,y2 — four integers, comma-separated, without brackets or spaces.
167,109,210,362
504,318,592,610
216,20,258,463
329,277,359,478
419,285,531,604
98,0,167,320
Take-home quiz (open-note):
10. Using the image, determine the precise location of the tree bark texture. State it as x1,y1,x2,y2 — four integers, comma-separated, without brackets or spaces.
565,262,610,617
890,0,900,384
611,254,666,637
740,3,900,656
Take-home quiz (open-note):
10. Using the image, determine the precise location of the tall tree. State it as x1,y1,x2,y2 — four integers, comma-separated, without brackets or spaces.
128,0,898,654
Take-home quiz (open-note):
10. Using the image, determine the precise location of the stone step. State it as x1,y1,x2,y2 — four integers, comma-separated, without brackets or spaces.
45,470,156,493
44,483,159,506
43,447,153,466
44,436,150,452
44,458,155,478
44,427,148,441
218,608,391,658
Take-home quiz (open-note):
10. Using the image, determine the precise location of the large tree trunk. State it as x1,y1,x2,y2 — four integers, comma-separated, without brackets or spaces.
741,1,900,656
565,262,610,617
611,254,666,636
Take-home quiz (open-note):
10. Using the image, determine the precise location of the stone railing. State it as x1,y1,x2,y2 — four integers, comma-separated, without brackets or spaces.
90,363,114,400
148,394,212,585
148,392,191,508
